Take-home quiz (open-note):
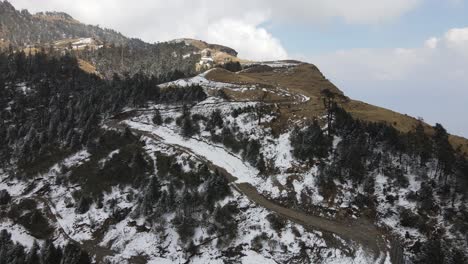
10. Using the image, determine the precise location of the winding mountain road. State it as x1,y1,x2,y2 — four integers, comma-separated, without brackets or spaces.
106,116,397,264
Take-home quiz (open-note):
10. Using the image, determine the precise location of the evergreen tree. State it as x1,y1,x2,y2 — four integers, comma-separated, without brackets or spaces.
410,121,433,164
41,239,62,264
25,241,40,264
290,121,331,163
178,106,198,138
75,196,92,214
141,176,161,216
181,117,196,138
152,109,162,125
321,88,336,136
61,243,91,264
243,139,262,167
433,124,455,180
206,110,223,131
415,239,446,264
205,171,231,209
0,190,11,205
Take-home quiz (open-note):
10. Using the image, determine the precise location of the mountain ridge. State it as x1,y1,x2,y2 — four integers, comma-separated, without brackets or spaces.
0,0,465,156
1,2,468,264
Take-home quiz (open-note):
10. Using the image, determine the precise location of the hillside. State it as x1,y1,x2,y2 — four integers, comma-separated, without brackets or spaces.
4,0,464,155
0,1,239,79
0,1,127,46
0,2,468,264
2,53,467,263
204,63,468,155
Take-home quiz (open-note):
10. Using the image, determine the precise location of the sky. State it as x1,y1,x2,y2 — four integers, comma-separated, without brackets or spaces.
8,0,468,137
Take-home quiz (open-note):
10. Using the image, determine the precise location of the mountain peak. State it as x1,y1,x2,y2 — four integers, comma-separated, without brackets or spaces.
0,2,127,46
34,11,78,23
170,38,238,57
0,0,16,12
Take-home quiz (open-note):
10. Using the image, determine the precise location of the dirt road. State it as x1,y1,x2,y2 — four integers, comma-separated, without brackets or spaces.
107,118,394,263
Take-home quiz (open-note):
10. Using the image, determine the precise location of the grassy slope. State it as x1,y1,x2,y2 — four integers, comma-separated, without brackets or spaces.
205,63,468,155
78,59,101,76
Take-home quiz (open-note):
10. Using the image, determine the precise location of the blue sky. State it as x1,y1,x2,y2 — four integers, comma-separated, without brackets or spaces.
269,0,468,137
271,0,468,55
9,0,468,137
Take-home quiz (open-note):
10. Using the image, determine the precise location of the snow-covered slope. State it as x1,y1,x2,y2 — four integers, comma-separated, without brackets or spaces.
1,43,467,264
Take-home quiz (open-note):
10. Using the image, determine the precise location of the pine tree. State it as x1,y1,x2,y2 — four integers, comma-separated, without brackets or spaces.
243,139,261,167
25,241,40,264
415,239,446,264
206,110,223,131
433,123,455,181
411,121,432,164
0,190,11,205
152,109,162,125
205,171,231,210
290,121,331,163
141,177,161,216
181,115,196,138
321,88,336,136
41,239,62,264
61,243,91,264
75,196,91,214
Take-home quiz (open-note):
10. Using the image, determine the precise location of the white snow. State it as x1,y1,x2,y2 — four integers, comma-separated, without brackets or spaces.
73,38,93,45
243,61,301,69
16,83,32,94
124,121,260,185
0,178,27,197
159,72,241,90
241,251,277,264
0,220,38,248
99,149,120,167
272,133,293,171
62,150,90,168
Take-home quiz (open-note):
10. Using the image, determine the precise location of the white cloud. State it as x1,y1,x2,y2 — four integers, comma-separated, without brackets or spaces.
424,37,439,49
311,27,468,91
8,0,422,61
444,27,468,56
200,18,288,61
266,0,421,24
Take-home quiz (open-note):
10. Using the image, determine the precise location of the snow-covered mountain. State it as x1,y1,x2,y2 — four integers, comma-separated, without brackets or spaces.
0,1,467,264
0,0,240,79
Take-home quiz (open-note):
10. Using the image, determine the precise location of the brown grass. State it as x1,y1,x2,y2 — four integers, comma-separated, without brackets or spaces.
0,39,9,50
22,47,41,55
206,68,267,85
449,135,468,155
179,38,250,64
212,51,240,63
343,100,421,132
222,89,283,102
207,64,343,98
206,63,468,153
179,39,208,50
78,59,101,77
